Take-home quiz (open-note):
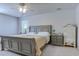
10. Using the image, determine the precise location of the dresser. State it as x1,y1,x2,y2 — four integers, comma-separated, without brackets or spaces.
51,33,64,46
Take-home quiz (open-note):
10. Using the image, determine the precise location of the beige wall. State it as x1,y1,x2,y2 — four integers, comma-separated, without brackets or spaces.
76,5,79,48
20,9,76,33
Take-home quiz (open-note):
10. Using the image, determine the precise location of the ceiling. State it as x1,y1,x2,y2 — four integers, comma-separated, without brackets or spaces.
0,3,78,17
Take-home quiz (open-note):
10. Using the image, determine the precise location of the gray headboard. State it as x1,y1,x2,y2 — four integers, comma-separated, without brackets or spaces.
29,25,52,35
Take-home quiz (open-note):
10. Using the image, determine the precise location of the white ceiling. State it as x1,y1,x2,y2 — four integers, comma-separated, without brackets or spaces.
0,3,78,17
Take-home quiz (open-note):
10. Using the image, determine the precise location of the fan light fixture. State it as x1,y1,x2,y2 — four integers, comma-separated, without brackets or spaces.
19,3,27,13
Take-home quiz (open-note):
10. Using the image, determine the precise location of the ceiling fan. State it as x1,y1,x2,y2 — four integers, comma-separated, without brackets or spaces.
18,3,28,13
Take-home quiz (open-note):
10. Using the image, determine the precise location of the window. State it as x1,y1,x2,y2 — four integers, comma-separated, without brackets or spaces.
21,20,28,34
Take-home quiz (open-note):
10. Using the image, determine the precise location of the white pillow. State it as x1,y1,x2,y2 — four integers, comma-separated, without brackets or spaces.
26,32,36,35
37,32,50,36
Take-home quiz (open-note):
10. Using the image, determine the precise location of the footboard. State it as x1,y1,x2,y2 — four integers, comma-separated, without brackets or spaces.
1,36,36,56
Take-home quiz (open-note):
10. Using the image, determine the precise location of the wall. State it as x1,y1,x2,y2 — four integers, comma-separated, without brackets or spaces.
76,5,79,48
20,9,76,33
0,14,18,35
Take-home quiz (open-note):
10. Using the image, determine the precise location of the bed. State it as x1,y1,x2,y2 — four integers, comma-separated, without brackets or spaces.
1,25,52,56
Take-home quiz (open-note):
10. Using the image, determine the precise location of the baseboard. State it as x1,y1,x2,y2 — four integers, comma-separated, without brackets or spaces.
64,45,74,47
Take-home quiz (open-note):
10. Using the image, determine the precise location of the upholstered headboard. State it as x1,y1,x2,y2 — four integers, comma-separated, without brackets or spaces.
29,25,52,35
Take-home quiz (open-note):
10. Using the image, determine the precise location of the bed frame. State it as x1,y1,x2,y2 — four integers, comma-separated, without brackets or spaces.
1,25,52,56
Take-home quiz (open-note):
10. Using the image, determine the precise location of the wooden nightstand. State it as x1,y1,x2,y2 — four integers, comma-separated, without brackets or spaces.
51,33,64,46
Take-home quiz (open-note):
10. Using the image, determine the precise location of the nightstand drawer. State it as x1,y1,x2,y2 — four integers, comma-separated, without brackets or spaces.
51,34,64,46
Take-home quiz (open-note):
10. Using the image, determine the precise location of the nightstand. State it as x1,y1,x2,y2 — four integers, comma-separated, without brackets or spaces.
51,33,64,46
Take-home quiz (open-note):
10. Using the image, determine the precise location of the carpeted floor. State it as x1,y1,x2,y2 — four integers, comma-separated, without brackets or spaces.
0,45,79,56
42,45,79,56
0,51,20,56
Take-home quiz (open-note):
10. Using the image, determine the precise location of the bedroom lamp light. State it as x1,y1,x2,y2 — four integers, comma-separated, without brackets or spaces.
19,3,27,13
